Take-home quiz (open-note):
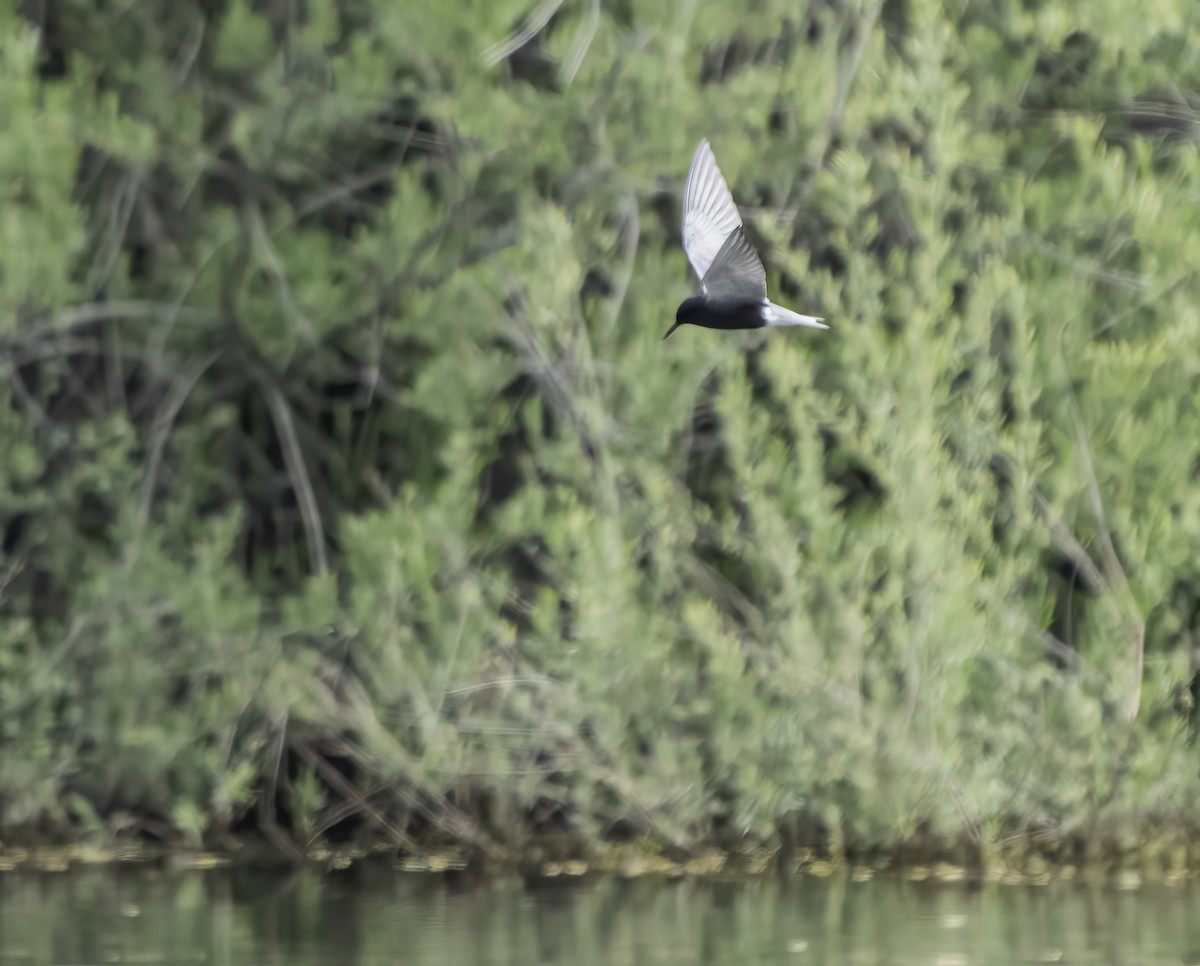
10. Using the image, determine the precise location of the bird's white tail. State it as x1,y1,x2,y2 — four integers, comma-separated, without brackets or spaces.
764,302,827,330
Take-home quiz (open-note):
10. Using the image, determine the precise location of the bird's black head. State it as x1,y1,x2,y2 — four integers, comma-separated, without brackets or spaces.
664,296,706,339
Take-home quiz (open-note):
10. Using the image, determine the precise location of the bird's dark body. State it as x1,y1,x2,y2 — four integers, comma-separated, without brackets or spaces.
667,295,764,338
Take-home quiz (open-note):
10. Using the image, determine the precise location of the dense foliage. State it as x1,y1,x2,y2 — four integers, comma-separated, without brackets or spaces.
1,0,1198,867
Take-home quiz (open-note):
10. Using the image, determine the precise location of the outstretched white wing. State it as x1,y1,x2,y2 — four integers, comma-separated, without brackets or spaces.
682,139,744,284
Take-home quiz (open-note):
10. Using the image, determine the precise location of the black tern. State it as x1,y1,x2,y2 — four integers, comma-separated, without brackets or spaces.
665,139,827,340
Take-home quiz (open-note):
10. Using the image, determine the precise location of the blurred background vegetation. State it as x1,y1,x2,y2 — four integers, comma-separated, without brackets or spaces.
1,0,1198,869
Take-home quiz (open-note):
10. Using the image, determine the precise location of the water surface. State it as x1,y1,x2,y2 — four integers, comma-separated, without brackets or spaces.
1,864,1197,964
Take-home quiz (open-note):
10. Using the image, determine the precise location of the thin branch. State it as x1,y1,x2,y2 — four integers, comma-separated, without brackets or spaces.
561,0,601,86
244,201,317,343
131,349,223,537
262,380,328,575
1071,414,1145,721
86,170,141,294
289,732,415,850
482,0,563,67
17,299,211,337
444,676,556,696
172,9,206,83
601,189,640,347
817,1,882,168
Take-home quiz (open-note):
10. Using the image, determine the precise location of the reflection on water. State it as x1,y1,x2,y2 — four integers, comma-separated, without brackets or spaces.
1,862,1198,965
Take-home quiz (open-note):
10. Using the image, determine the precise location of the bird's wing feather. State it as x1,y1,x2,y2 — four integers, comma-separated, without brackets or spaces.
701,226,767,301
682,139,743,282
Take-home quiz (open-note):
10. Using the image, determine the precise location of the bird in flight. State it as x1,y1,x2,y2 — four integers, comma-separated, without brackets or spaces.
664,139,827,340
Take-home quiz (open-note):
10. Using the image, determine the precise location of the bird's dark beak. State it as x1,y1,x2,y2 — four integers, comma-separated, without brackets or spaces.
662,322,680,340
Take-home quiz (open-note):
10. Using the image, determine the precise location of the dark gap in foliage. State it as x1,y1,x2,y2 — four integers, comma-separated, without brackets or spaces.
524,795,576,838
1022,32,1104,112
471,366,575,636
950,279,969,313
24,0,69,78
581,267,614,300
650,186,683,258
792,212,846,279
777,269,817,306
222,721,371,848
494,539,556,635
693,543,761,623
476,373,553,514
700,20,800,86
0,322,187,630
682,373,732,514
601,815,649,844
1041,547,1101,662
804,6,826,45
820,428,887,515
776,810,832,860
867,117,926,160
986,453,1017,549
312,334,442,504
866,188,920,265
880,0,911,57
950,164,1010,218
989,312,1018,426
892,819,967,867
768,102,790,135
187,327,447,592
508,38,562,94
1,513,29,556
312,96,449,239
331,0,376,51
200,144,255,212
743,343,797,452
680,374,769,617
1187,668,1200,745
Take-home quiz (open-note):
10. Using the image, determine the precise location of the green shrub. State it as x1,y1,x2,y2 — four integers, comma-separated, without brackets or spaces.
0,0,1197,861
